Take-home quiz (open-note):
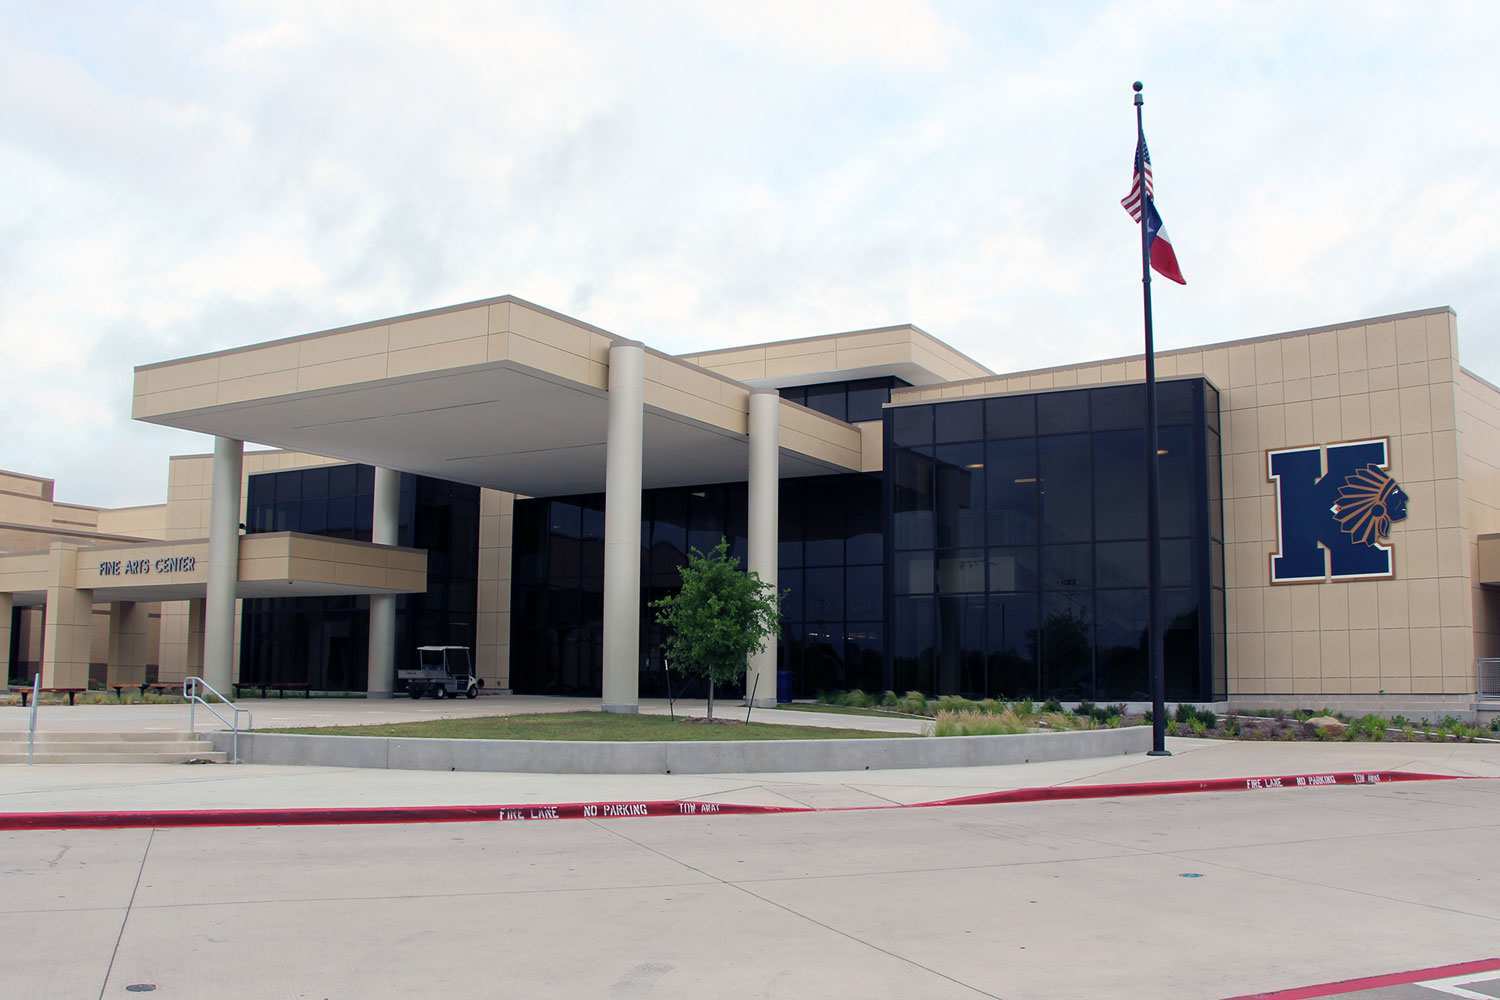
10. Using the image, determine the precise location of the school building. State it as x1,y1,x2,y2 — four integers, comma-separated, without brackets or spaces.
3,297,1498,716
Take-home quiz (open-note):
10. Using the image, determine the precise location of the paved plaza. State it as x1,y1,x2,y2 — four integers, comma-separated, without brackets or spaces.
4,740,1500,998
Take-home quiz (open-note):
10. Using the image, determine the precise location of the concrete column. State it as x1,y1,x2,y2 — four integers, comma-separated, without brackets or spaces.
367,466,401,697
0,593,12,683
204,436,243,694
41,542,94,689
602,341,645,713
106,601,149,688
186,598,205,678
747,390,780,707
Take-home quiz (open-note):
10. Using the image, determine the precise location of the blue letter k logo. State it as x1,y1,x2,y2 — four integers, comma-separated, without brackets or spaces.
1268,438,1407,584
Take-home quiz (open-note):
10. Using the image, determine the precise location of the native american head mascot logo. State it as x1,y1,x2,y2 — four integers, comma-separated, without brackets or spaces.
1331,464,1408,548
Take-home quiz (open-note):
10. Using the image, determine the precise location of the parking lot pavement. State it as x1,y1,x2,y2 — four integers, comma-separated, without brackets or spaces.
6,774,1500,999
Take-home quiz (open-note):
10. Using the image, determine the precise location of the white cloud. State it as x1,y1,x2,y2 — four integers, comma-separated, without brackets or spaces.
0,2,1497,507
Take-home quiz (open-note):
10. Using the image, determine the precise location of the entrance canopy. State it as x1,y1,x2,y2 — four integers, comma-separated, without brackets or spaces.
131,297,865,497
0,533,427,606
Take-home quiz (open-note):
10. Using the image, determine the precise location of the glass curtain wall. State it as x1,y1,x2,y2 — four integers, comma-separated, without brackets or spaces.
510,474,884,699
240,466,479,691
778,376,910,422
885,378,1224,702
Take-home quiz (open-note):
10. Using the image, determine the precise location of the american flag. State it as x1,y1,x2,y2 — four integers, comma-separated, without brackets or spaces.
1120,134,1153,222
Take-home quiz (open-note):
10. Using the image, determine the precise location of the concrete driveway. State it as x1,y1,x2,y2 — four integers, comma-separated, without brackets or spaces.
6,772,1500,999
5,741,1500,998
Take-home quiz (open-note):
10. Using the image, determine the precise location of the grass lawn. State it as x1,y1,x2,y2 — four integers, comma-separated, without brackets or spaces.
264,711,911,741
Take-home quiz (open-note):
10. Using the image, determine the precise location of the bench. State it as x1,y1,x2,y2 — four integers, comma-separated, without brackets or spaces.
233,681,312,699
109,682,179,699
12,687,87,707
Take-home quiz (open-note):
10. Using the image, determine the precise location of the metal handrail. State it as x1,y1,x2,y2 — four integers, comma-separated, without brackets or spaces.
183,676,253,764
26,674,40,765
1479,659,1500,702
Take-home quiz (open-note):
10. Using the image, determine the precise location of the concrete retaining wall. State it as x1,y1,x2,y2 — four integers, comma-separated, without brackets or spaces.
213,725,1151,774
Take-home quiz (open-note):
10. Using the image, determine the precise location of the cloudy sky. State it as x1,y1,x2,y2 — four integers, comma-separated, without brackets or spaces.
4,2,1497,507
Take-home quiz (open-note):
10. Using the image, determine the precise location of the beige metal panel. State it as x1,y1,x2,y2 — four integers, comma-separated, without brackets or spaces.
95,505,168,540
387,306,489,352
0,470,53,500
683,323,992,386
41,543,94,688
858,421,883,472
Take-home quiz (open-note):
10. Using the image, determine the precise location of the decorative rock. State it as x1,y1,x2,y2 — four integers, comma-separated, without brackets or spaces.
1304,715,1347,736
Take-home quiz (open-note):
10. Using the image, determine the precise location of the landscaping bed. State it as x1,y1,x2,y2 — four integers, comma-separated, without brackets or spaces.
1204,708,1500,743
811,689,1150,736
263,710,907,742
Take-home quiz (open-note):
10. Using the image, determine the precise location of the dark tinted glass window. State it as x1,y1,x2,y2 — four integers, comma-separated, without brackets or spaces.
985,395,1036,439
805,383,847,422
987,593,1038,698
881,377,1221,703
1041,543,1092,591
1095,540,1147,589
934,400,983,443
1095,588,1149,700
301,467,329,499
845,476,882,564
935,444,984,548
891,405,933,448
1158,379,1197,426
1040,591,1091,699
1037,392,1089,434
987,547,1038,592
1090,384,1143,431
846,379,891,422
892,448,935,550
1093,429,1146,540
846,567,883,620
936,549,985,594
1159,425,1196,537
894,551,934,594
1039,434,1091,543
985,438,1038,545
892,596,936,692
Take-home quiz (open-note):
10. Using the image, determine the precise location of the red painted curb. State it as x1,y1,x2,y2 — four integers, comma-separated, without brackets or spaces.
0,798,810,831
912,768,1459,809
1221,956,1500,998
0,769,1467,832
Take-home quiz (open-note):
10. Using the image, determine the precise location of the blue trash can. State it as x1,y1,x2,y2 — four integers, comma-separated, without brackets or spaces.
776,670,793,704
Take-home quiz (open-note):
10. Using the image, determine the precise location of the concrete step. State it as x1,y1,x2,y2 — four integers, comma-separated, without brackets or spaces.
0,749,228,764
8,740,219,754
0,730,207,743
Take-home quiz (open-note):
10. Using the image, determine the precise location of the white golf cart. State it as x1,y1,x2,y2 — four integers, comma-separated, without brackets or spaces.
399,645,482,699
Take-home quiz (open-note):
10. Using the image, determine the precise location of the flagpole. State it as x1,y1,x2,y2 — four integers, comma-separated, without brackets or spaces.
1135,80,1170,757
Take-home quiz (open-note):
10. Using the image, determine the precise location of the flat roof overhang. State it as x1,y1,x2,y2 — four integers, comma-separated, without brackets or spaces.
132,297,864,497
0,533,427,605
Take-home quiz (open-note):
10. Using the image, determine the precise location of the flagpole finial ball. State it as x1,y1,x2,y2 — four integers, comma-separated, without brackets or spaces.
1132,81,1143,92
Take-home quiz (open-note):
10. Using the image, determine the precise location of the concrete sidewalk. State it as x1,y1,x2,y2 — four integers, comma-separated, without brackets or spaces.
3,738,1496,815
0,694,930,735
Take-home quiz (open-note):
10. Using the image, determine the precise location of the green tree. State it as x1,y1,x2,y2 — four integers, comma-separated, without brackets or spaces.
652,539,782,719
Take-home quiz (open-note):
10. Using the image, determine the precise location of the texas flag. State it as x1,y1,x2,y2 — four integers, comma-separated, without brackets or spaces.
1120,134,1186,285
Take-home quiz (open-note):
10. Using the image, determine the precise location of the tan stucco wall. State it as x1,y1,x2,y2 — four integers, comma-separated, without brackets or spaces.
896,308,1474,701
1458,370,1500,660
